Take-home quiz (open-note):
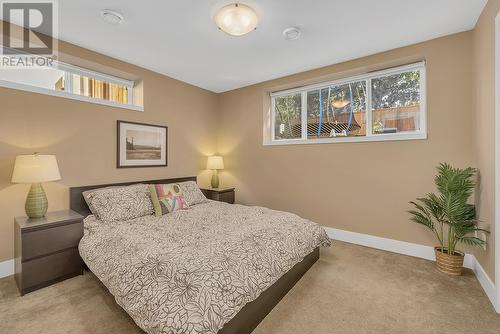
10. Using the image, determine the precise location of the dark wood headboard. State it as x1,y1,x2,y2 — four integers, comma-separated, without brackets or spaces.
69,176,197,216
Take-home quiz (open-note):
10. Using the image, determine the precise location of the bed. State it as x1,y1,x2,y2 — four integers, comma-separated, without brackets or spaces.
70,177,331,334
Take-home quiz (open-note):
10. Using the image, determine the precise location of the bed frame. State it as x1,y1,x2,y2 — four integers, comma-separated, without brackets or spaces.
69,176,319,334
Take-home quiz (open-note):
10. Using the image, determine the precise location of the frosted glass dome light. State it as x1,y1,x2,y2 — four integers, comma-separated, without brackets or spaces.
214,3,258,36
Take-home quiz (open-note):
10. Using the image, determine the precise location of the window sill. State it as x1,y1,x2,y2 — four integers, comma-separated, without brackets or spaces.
0,79,144,112
263,132,427,146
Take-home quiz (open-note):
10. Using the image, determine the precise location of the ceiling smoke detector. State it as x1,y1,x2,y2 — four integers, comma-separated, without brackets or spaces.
283,27,301,40
101,9,124,25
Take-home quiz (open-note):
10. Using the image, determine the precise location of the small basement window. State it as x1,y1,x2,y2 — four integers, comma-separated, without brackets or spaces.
0,55,142,111
267,62,426,145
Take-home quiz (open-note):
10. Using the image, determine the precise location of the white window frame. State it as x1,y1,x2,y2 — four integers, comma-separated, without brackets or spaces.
266,62,426,145
0,57,142,112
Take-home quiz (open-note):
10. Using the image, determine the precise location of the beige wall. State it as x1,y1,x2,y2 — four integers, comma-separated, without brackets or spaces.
1,6,497,283
472,0,500,282
218,32,481,271
0,41,219,262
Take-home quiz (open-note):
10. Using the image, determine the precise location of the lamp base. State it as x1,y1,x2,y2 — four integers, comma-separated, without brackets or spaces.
211,170,219,188
25,183,48,218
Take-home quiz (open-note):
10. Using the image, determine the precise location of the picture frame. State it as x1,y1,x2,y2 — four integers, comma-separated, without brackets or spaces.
117,120,168,168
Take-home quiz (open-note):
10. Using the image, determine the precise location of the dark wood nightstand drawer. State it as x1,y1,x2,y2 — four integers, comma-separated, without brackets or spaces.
22,221,83,261
201,187,235,204
217,191,235,204
21,248,83,292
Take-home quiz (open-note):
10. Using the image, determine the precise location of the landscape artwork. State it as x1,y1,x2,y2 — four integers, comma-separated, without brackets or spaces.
117,121,167,168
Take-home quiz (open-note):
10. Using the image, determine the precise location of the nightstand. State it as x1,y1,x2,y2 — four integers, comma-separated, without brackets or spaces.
201,187,235,204
14,210,84,295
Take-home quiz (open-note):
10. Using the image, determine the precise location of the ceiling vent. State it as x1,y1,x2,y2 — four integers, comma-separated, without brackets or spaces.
101,9,124,25
283,27,301,40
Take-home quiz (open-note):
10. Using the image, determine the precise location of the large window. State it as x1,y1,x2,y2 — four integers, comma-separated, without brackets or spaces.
269,62,425,144
0,55,141,111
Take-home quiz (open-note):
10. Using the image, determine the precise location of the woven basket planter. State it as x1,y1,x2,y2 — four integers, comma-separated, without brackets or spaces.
434,247,464,276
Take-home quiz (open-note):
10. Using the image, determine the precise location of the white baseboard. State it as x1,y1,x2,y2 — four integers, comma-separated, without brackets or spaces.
0,259,14,279
468,255,497,308
324,227,497,312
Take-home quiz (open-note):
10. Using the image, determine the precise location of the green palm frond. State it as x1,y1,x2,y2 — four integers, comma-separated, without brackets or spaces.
456,236,486,247
408,209,434,229
419,194,444,221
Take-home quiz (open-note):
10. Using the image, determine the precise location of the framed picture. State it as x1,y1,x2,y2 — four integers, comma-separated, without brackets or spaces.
117,120,168,168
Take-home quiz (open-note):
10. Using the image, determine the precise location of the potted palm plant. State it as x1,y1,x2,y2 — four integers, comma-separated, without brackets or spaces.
408,163,488,276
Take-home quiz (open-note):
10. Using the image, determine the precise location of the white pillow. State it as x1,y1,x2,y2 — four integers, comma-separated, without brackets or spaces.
84,184,153,222
83,185,121,219
178,181,207,206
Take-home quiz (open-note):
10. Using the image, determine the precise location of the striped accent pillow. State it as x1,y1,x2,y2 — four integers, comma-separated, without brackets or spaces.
149,183,189,216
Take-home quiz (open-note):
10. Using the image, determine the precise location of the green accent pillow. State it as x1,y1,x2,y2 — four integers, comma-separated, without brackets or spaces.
149,183,189,216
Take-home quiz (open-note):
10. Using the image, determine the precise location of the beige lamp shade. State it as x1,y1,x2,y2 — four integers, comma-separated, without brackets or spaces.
11,154,61,184
207,156,224,170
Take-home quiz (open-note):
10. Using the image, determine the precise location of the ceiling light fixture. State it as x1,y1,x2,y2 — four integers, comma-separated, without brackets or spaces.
101,9,124,25
214,3,258,36
283,27,301,40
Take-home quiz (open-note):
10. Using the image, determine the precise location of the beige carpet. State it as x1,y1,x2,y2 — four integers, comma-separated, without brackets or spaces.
1,241,499,334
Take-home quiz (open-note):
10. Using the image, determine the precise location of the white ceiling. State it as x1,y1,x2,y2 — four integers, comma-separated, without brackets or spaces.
57,0,488,93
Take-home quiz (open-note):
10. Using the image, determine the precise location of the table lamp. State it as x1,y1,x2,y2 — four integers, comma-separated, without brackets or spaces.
11,154,61,218
207,156,224,188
